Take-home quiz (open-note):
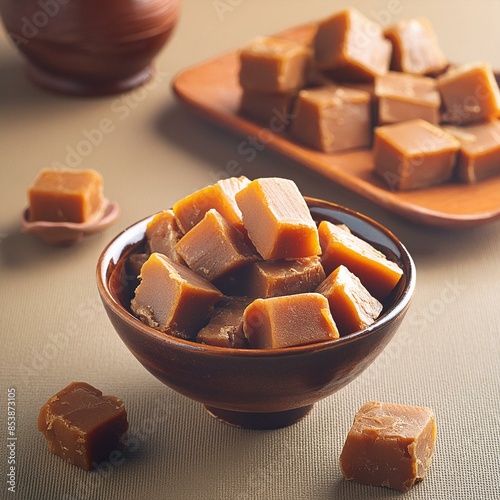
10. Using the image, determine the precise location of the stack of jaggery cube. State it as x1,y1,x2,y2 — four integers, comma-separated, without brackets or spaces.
237,8,500,190
130,176,403,349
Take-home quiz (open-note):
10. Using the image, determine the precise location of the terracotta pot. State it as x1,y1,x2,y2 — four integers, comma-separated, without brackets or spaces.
96,198,416,430
0,0,181,95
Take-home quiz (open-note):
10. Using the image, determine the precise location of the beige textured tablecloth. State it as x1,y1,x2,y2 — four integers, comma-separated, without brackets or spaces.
1,1,499,499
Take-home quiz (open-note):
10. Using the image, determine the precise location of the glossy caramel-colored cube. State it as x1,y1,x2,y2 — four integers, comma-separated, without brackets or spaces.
243,293,339,349
28,168,103,223
172,176,250,234
235,177,321,260
196,296,251,348
38,382,128,470
175,209,258,282
375,72,441,125
373,119,460,191
146,210,184,264
239,88,296,127
384,18,447,75
315,265,382,336
239,36,312,93
340,401,437,492
131,253,222,339
318,221,403,301
289,86,372,153
444,120,500,183
313,9,391,81
437,62,500,125
243,256,326,298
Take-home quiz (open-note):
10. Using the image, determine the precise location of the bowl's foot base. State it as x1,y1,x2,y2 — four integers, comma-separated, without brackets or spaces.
25,63,154,96
204,404,314,430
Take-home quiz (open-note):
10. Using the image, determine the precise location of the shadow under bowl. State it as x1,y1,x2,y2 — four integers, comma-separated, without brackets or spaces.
0,0,181,96
96,198,416,429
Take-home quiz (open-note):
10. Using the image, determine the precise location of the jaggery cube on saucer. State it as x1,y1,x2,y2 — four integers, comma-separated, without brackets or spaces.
24,168,119,245
28,168,104,224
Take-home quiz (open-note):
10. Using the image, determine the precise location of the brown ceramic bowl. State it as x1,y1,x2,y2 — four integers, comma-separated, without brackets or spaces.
0,0,181,95
96,198,416,429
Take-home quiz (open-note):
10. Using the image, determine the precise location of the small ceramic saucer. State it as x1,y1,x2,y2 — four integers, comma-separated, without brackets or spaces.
22,199,120,246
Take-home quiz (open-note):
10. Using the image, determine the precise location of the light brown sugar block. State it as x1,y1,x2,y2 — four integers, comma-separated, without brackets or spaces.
318,221,403,301
340,81,377,115
172,176,250,234
243,256,326,298
375,72,441,125
235,177,321,260
443,120,500,183
239,36,312,93
146,210,184,264
28,168,103,223
313,8,391,81
239,88,297,127
242,293,339,349
289,86,372,153
315,265,382,336
384,18,447,75
131,253,222,339
437,62,500,125
340,401,437,492
196,296,251,348
373,119,460,191
38,382,128,470
175,209,258,282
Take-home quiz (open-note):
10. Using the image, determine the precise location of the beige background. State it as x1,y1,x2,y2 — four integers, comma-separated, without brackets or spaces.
1,1,500,499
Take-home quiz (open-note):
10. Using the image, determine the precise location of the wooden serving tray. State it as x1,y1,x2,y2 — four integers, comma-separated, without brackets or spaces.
172,23,500,228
